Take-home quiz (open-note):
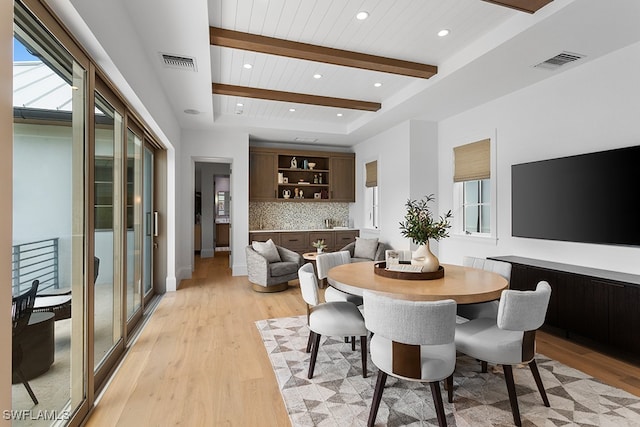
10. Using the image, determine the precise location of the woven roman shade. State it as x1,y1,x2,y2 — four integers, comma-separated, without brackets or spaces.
365,160,378,187
454,139,490,182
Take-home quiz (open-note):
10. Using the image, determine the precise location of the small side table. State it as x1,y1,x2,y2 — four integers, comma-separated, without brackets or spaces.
303,251,326,288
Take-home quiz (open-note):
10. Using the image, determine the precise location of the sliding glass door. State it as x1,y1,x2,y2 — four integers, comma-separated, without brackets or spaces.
12,2,162,424
93,83,125,388
126,125,143,329
13,2,88,421
143,145,155,301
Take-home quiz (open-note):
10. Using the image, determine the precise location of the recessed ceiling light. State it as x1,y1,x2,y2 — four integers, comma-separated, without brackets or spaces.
289,108,296,112
313,73,322,79
184,109,200,115
337,113,343,117
438,29,450,37
236,103,244,107
243,63,253,69
373,82,382,88
356,11,369,20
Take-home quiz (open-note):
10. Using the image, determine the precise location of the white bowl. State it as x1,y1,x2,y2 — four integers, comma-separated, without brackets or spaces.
308,162,316,169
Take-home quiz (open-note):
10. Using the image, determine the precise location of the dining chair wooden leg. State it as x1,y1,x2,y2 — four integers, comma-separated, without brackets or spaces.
368,371,388,427
360,335,367,378
308,333,322,379
306,331,315,353
528,359,550,407
445,374,454,403
481,360,488,373
429,380,448,427
502,364,522,427
16,368,38,405
351,336,356,351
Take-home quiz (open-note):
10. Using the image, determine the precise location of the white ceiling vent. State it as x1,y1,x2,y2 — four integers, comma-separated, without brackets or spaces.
160,53,197,72
534,51,585,70
294,137,318,143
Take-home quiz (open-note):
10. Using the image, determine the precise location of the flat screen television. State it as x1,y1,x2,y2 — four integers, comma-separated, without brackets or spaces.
511,145,640,247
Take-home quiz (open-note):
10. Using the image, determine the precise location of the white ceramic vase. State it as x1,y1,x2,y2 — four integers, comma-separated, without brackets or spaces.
411,241,439,272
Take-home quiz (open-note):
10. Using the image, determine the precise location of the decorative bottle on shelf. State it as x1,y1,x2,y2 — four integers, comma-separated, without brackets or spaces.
313,174,318,184
318,173,323,184
303,159,309,169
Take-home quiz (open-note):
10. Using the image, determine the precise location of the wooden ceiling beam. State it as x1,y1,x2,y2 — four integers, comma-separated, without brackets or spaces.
212,83,381,112
210,27,437,79
481,0,553,14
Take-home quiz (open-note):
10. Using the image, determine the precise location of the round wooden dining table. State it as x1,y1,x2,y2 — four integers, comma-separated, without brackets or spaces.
327,262,508,304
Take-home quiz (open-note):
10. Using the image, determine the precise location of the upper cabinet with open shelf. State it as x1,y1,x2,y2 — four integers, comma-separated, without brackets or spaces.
249,147,355,202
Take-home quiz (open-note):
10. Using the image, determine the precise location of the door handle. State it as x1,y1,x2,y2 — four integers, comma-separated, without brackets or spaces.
153,211,159,236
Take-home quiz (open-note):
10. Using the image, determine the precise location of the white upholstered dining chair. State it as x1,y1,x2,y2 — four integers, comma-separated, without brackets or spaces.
363,290,457,427
456,256,512,321
455,281,552,427
297,263,368,379
316,251,364,306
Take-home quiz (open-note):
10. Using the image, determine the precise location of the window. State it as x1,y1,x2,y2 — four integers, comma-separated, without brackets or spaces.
454,139,491,236
364,160,378,229
95,157,114,229
463,179,490,234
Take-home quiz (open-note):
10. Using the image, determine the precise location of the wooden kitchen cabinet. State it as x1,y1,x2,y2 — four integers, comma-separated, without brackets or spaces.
248,232,281,245
249,150,277,200
329,155,355,202
248,229,359,254
333,230,359,249
249,147,355,202
216,223,230,247
308,231,335,252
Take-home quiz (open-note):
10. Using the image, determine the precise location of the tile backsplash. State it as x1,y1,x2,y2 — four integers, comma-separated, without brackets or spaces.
250,202,350,230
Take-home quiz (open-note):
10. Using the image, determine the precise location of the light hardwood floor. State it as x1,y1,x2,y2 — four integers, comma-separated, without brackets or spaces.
85,253,640,427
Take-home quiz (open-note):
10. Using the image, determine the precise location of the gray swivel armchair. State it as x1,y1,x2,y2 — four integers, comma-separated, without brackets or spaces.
246,242,303,292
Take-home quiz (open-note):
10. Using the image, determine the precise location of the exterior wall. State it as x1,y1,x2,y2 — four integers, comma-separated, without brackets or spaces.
437,40,640,275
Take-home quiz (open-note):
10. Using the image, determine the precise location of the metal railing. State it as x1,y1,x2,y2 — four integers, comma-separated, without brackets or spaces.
12,238,59,295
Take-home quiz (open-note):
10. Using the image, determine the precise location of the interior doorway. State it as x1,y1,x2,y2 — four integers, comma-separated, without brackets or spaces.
194,162,231,258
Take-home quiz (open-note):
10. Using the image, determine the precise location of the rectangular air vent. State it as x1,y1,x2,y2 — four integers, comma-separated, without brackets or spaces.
534,51,585,70
160,53,197,72
294,137,318,143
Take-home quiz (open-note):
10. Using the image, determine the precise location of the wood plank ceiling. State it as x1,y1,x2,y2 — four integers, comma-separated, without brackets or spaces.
210,0,553,115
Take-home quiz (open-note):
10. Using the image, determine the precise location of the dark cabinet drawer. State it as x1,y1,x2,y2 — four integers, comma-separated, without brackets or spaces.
249,232,281,245
308,231,335,251
280,232,308,252
334,230,359,249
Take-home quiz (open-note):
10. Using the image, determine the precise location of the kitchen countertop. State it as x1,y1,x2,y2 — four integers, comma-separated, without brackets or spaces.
249,227,358,233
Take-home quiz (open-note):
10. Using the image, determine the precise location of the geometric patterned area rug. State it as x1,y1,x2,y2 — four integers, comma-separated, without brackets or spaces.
256,315,640,427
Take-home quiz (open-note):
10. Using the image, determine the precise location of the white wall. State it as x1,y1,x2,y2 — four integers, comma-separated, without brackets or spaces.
353,120,439,252
178,129,249,281
437,40,640,275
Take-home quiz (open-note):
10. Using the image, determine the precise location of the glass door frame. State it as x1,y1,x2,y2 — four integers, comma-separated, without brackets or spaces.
142,141,156,305
124,117,144,337
90,76,126,394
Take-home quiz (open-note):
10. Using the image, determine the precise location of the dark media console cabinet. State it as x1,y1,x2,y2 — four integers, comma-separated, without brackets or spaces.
489,256,640,361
